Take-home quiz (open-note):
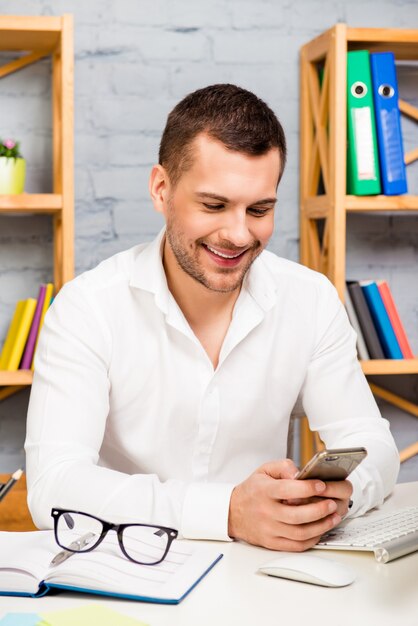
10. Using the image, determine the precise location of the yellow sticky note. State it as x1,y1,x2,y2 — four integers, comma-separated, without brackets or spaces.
40,604,148,626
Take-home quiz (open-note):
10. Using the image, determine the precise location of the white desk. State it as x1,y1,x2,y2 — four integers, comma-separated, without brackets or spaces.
1,482,417,626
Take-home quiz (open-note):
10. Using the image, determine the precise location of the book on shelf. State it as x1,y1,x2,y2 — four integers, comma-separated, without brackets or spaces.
346,281,385,359
346,50,381,196
0,283,54,373
348,280,415,360
376,280,414,359
370,51,408,196
0,301,25,370
344,286,370,360
20,285,47,370
31,282,54,369
346,49,409,198
0,529,222,604
360,280,403,359
0,299,37,370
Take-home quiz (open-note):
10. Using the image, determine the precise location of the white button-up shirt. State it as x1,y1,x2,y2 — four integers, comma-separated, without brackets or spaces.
25,229,399,539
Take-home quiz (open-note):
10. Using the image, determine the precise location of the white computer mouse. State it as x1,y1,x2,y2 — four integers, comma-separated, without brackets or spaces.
258,553,356,587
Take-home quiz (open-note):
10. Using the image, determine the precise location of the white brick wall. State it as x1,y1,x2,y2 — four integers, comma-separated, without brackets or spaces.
0,0,417,470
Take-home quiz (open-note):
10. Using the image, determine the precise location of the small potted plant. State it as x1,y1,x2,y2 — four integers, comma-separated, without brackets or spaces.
0,138,26,194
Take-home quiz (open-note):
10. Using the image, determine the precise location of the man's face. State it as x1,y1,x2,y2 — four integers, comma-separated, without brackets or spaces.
161,134,281,293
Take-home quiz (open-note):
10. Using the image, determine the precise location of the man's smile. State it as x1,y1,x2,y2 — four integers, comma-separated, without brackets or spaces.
203,243,248,259
202,243,251,268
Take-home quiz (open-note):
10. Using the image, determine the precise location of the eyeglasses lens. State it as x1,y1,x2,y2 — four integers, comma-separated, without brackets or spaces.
57,512,102,551
121,526,169,564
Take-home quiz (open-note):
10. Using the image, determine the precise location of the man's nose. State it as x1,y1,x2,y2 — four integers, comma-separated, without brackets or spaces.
218,209,252,248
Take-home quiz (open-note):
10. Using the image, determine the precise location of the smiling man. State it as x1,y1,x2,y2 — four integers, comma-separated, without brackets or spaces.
25,84,399,552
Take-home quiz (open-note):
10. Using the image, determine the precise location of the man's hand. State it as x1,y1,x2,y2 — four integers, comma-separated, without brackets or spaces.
228,459,353,551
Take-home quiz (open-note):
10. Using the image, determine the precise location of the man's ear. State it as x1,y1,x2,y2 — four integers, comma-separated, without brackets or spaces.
149,164,170,215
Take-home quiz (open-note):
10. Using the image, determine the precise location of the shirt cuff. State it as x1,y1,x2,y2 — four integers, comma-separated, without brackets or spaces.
343,473,363,519
180,482,235,541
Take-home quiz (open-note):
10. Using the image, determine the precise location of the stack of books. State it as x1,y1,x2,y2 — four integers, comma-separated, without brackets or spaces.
345,280,414,360
0,283,54,371
346,50,407,197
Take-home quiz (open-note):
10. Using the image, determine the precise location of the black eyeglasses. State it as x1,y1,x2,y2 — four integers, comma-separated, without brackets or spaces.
51,508,178,565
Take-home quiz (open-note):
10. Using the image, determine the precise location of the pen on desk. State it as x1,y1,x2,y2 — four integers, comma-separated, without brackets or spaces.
50,532,97,567
0,468,23,502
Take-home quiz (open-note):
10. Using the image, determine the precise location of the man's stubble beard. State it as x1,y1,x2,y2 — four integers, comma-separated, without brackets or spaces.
165,204,262,294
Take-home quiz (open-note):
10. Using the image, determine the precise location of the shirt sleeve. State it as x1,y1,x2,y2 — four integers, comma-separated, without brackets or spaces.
25,281,234,540
300,276,400,516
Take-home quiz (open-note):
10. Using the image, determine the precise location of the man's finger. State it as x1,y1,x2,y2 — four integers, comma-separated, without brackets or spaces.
260,459,299,480
278,513,341,542
321,479,353,500
275,498,338,525
267,477,327,501
261,535,322,553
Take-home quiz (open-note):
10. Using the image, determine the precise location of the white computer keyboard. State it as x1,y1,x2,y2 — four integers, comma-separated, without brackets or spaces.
314,505,418,563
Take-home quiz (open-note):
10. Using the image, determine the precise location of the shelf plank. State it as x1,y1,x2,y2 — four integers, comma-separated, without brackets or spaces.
0,15,62,51
0,193,62,213
347,28,418,43
361,359,418,376
347,28,418,60
0,370,33,386
346,195,418,212
302,195,418,215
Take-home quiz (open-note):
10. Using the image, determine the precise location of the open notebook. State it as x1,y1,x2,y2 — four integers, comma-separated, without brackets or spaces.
0,530,222,604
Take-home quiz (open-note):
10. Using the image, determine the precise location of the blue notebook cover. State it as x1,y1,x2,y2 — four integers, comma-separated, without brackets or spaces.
0,529,223,604
360,281,403,359
0,553,223,604
370,52,407,196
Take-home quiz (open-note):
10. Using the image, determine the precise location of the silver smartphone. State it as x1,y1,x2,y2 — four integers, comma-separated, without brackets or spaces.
295,447,367,481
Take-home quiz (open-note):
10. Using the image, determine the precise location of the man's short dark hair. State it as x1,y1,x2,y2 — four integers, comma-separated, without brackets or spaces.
159,83,287,187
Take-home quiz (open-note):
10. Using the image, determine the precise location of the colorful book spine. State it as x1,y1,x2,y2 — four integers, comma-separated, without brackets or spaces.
370,52,407,196
6,298,37,370
344,286,370,360
346,50,381,195
360,281,403,359
31,282,54,369
347,282,385,359
20,285,47,370
0,301,26,369
377,280,414,359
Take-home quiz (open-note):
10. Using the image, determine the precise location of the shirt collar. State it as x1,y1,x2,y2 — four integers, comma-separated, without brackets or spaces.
243,250,279,313
129,227,278,315
129,227,171,314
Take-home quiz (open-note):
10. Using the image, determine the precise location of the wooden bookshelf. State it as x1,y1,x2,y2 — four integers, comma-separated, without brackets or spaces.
0,15,74,399
0,370,33,387
0,14,74,292
0,193,63,213
304,195,418,217
346,195,418,212
361,359,418,376
0,16,74,529
299,24,418,465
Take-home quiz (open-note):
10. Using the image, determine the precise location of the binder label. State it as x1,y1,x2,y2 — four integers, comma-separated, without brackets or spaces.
380,108,404,182
352,107,378,181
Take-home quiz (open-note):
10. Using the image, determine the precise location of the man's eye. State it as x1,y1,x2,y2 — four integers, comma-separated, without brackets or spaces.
203,203,224,210
248,207,270,216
